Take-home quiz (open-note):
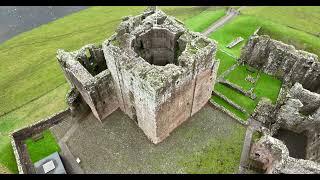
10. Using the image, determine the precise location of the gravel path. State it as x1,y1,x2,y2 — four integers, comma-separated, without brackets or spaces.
202,7,243,37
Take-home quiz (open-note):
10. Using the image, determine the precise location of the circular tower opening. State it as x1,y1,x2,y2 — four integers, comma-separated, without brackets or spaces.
133,27,182,66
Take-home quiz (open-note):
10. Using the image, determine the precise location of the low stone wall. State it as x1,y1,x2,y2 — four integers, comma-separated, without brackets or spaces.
219,79,256,99
209,98,248,126
212,90,247,114
11,108,71,174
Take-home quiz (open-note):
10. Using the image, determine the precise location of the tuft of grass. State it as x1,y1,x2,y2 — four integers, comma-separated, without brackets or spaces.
185,8,226,32
25,130,60,163
252,131,262,143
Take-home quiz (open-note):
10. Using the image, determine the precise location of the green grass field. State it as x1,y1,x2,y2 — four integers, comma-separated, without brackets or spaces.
210,14,320,58
215,83,257,115
225,65,258,91
213,58,282,121
216,50,237,76
254,73,282,104
211,96,248,120
25,130,61,163
185,7,226,32
180,123,246,173
240,6,320,36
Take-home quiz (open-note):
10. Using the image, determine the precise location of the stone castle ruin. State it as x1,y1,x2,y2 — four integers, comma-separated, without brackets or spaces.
56,8,218,144
11,8,320,174
241,35,320,93
239,34,320,174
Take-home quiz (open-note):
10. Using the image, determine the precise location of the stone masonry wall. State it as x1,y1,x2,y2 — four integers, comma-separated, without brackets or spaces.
11,109,71,174
250,135,320,174
57,45,119,121
241,35,320,93
250,82,320,171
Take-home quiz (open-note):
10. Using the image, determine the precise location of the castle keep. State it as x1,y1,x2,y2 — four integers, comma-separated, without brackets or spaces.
56,8,218,144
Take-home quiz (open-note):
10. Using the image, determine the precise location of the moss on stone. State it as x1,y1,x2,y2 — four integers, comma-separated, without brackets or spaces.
252,131,262,143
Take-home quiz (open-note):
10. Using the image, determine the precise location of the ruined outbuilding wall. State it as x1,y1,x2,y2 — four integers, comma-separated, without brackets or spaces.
250,82,320,169
103,9,218,144
275,83,320,134
11,109,71,174
250,135,320,174
57,45,119,121
241,35,320,93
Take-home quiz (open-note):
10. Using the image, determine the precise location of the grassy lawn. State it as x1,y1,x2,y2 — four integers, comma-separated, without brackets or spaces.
180,122,246,173
240,6,320,36
25,130,61,163
216,50,237,76
254,73,282,104
0,6,222,173
185,7,226,32
0,83,69,173
209,15,261,57
209,15,320,58
0,135,16,174
213,68,282,121
225,65,258,91
214,83,257,115
211,96,248,120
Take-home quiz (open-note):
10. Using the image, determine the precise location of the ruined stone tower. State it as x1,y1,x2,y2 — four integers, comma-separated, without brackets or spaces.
57,8,218,144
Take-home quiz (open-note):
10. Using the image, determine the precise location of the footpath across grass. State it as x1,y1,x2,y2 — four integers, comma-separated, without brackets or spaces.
185,7,226,32
25,130,61,163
